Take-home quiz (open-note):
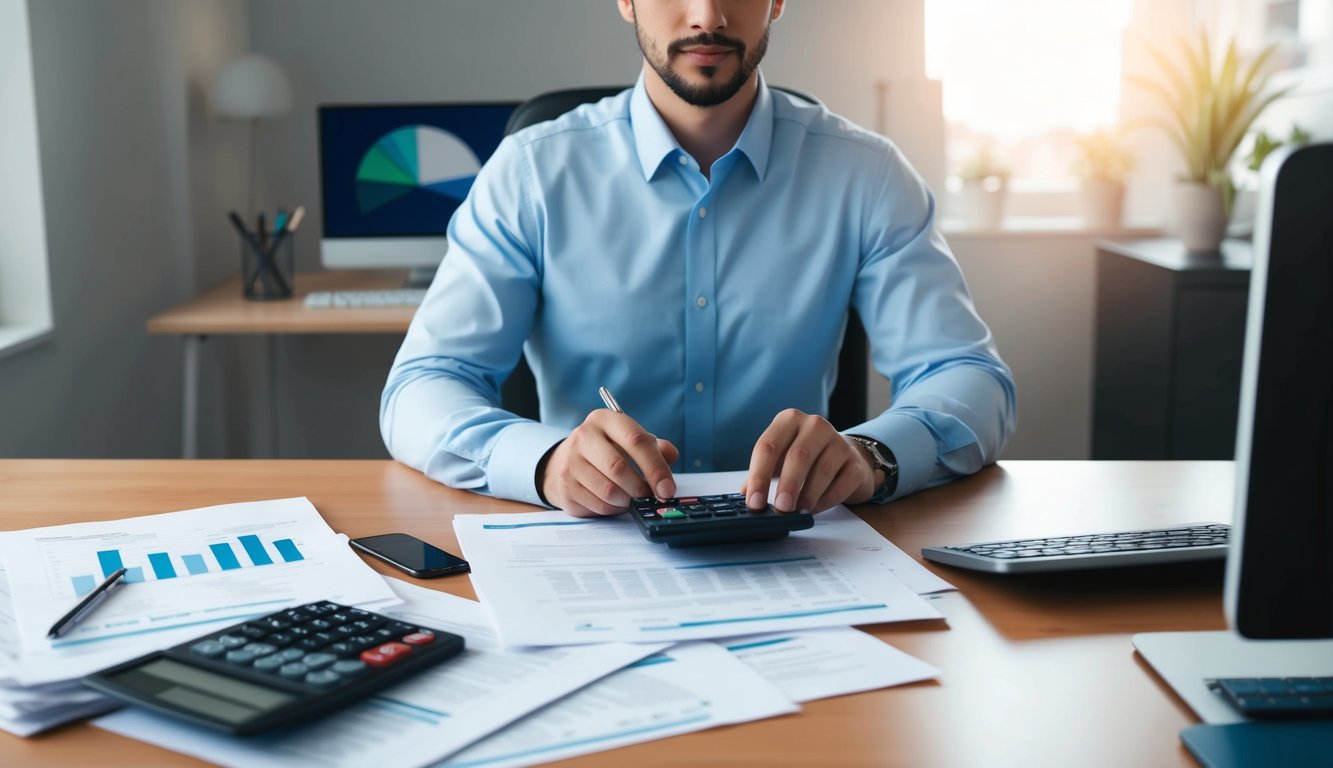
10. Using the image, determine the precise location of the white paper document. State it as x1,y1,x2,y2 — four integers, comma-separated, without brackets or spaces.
443,641,797,768
455,505,942,647
0,498,399,685
672,471,956,595
95,578,661,768
0,569,118,735
720,628,940,703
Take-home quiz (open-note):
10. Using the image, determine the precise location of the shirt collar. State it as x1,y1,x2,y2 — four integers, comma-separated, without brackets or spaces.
628,70,775,182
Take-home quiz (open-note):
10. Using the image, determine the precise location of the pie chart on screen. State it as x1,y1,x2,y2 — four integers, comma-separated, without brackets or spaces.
355,125,481,214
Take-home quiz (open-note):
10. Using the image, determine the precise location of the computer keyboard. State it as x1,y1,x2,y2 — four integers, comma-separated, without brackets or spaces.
921,522,1229,573
303,289,427,309
1213,677,1333,719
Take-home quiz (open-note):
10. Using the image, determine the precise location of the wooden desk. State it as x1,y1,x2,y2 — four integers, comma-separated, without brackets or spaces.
0,460,1227,767
147,270,415,458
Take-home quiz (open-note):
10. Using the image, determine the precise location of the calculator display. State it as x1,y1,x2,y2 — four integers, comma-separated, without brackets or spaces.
108,657,294,725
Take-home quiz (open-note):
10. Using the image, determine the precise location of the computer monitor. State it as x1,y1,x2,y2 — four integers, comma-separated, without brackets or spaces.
1132,144,1333,727
1224,141,1333,640
317,102,517,285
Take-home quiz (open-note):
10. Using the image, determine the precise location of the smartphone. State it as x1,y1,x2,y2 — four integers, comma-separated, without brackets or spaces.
348,533,470,578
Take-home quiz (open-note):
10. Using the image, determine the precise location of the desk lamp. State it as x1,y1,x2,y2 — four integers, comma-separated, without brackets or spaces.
211,53,292,217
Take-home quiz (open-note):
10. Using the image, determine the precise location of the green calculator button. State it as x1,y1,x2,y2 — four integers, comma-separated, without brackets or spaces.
658,508,686,519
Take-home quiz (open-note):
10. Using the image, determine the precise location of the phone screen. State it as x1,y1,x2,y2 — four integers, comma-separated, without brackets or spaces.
350,533,469,577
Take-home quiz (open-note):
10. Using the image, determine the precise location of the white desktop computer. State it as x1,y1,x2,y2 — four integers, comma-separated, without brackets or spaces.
1134,143,1333,758
317,102,517,287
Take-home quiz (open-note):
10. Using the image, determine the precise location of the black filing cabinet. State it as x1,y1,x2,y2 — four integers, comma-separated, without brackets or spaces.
1092,238,1252,459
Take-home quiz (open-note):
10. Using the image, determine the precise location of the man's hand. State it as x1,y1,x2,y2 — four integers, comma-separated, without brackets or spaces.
741,409,876,513
538,410,679,517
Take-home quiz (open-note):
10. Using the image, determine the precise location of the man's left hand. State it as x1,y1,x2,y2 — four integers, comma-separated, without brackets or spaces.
740,409,876,513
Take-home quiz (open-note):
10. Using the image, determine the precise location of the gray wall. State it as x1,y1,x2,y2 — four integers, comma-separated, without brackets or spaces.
0,0,247,458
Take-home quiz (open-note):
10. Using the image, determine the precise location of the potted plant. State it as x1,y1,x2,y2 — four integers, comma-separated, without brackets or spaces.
1131,30,1290,252
956,145,1010,230
1072,129,1135,231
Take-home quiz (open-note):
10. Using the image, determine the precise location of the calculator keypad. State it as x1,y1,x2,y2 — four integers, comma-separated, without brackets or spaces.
627,493,814,546
187,601,442,690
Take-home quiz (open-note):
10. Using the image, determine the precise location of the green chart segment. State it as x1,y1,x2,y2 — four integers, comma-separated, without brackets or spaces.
356,125,482,214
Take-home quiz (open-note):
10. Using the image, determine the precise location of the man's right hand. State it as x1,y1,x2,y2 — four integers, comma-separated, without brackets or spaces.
537,410,678,517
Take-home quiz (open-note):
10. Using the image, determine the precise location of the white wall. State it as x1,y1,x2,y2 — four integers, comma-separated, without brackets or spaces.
0,0,247,458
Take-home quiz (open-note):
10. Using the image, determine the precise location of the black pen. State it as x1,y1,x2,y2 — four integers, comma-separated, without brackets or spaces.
47,567,127,639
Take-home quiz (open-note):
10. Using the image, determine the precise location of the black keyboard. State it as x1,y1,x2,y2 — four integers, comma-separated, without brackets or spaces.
1214,677,1333,719
921,523,1229,573
82,601,465,734
629,493,813,547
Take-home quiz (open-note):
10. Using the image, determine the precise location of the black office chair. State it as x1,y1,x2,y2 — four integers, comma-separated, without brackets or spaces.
498,85,869,431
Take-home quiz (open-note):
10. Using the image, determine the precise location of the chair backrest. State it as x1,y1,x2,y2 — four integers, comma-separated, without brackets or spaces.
498,85,869,431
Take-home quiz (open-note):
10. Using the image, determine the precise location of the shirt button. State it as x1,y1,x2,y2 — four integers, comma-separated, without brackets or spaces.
694,382,704,392
693,459,703,468
695,296,707,308
678,155,688,166
698,207,707,218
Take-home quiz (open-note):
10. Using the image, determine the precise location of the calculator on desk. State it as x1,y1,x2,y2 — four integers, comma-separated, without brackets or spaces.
82,601,464,734
629,493,814,547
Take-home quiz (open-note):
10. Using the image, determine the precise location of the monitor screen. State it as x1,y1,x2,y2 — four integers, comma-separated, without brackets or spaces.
1225,141,1333,640
317,102,517,272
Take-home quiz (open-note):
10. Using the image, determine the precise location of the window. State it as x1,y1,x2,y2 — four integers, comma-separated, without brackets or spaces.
0,0,53,357
925,0,1132,206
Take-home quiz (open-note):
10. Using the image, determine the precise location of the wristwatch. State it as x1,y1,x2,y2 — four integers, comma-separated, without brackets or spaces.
846,434,899,504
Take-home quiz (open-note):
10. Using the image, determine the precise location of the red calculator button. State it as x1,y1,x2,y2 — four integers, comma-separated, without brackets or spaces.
676,497,699,504
402,631,435,646
360,641,412,667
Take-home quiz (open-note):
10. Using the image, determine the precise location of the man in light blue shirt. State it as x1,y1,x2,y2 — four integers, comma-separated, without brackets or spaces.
382,0,1016,517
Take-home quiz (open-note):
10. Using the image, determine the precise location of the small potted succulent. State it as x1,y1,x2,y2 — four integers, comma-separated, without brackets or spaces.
956,144,1010,230
1072,129,1135,231
1131,30,1289,252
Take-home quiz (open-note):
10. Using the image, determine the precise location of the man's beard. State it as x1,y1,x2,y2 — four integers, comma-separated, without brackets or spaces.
636,27,770,107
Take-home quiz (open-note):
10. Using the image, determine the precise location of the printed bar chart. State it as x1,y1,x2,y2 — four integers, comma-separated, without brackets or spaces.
210,543,242,571
70,534,306,595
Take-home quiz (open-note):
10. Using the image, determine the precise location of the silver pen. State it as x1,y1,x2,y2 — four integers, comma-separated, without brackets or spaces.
598,386,624,414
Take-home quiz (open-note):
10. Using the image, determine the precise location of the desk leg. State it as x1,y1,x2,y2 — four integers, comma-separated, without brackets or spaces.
183,335,204,459
267,334,280,458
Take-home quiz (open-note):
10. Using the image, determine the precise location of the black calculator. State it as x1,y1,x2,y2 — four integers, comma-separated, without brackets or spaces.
82,601,464,734
629,493,814,547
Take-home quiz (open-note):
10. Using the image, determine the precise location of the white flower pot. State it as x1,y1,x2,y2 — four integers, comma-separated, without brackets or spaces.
959,179,1007,230
1080,178,1125,231
1173,182,1227,252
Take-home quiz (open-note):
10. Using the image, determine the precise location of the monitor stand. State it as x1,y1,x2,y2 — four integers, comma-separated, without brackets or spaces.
1133,631,1333,724
405,266,436,289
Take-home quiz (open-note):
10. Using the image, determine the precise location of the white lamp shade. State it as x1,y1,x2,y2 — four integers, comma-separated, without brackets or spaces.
212,53,292,120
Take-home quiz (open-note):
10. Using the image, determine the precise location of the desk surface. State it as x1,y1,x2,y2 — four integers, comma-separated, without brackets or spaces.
146,270,416,335
0,460,1228,767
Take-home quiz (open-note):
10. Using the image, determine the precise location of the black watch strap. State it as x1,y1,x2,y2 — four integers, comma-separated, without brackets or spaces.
847,434,899,504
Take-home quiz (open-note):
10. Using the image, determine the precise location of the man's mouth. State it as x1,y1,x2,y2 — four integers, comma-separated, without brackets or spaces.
680,46,735,67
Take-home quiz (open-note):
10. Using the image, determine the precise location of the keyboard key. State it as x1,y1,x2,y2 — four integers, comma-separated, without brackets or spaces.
190,640,226,658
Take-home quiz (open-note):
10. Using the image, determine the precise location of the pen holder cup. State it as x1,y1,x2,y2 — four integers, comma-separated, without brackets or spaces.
241,231,295,300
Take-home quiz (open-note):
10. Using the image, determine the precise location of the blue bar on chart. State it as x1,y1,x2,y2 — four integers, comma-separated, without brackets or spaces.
273,538,304,563
96,550,124,579
209,543,242,571
238,535,274,566
182,554,208,575
72,574,97,596
124,567,145,583
147,552,177,579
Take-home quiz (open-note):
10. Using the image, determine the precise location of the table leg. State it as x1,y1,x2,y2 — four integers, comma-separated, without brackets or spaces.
183,335,204,459
267,335,280,458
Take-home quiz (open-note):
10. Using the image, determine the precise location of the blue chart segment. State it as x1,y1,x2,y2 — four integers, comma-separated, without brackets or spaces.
71,534,307,595
355,125,481,214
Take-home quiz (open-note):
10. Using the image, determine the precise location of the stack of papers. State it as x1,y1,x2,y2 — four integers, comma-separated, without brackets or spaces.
0,497,399,735
13,475,955,766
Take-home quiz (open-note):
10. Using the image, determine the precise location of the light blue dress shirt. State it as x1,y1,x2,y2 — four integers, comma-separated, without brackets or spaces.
382,73,1016,507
